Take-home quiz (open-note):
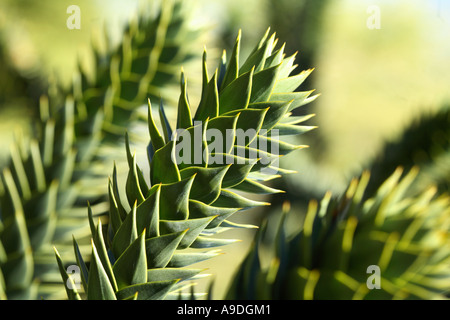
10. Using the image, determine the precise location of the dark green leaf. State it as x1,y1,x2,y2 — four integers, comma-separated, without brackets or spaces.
159,100,173,142
160,216,215,249
150,140,180,185
87,240,116,300
208,154,257,188
54,247,81,300
73,236,89,293
176,71,193,130
188,199,238,229
212,189,270,209
195,70,219,122
112,164,127,220
174,121,208,170
190,236,240,248
108,178,123,235
250,64,281,103
159,176,194,220
270,91,318,112
112,231,147,290
248,100,291,131
147,268,204,282
126,155,146,206
219,69,253,114
205,114,239,154
180,166,230,204
264,43,285,69
136,185,160,238
92,219,118,292
167,250,222,268
146,230,187,268
220,30,241,90
112,203,138,259
147,98,165,151
231,178,284,194
223,108,268,147
239,31,275,74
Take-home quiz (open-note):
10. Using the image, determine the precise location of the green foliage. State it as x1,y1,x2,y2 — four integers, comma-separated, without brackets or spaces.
226,167,450,299
1,0,447,302
0,0,199,300
55,28,317,300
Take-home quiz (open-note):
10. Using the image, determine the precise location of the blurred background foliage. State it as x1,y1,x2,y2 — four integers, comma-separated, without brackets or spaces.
0,0,449,299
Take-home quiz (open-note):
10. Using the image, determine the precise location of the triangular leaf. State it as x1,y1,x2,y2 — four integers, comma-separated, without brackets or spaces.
188,199,238,229
195,69,219,122
273,69,313,94
219,68,253,114
270,91,318,112
126,155,146,206
112,203,138,259
87,240,116,300
160,216,215,249
205,114,239,155
250,63,281,103
220,30,241,90
190,236,241,248
73,236,89,293
212,189,270,209
150,140,180,185
223,108,268,147
239,31,275,74
176,70,193,130
112,231,147,290
136,185,160,238
159,176,195,220
147,98,165,151
54,247,81,300
180,166,230,204
159,100,173,142
146,230,187,268
231,178,284,195
167,250,223,268
147,268,204,283
93,219,118,292
208,154,257,188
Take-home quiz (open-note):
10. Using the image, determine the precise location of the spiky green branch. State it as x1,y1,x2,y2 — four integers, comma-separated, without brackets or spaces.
55,28,318,300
